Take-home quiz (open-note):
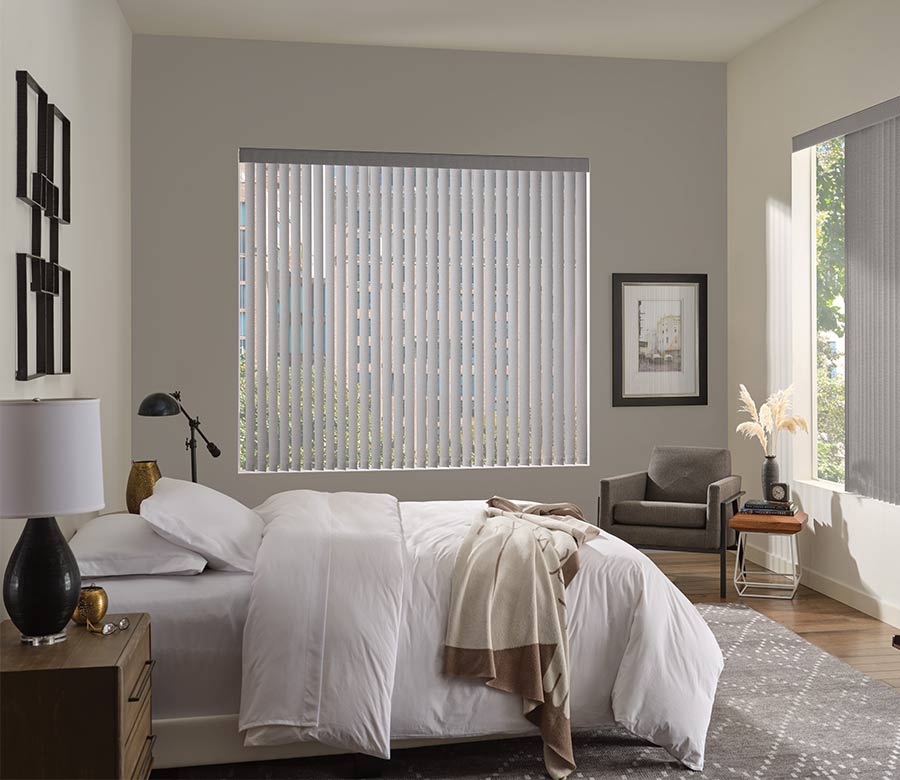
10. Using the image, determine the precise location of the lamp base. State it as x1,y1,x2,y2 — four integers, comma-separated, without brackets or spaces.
2,517,81,645
20,631,68,646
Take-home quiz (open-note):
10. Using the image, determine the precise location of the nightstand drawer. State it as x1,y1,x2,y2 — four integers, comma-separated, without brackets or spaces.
122,627,152,743
123,692,152,779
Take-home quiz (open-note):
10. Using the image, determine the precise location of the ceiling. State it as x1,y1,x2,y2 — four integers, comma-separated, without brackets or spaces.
117,0,822,63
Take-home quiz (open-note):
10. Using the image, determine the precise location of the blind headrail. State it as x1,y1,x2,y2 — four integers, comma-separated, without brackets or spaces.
239,147,589,173
792,94,900,152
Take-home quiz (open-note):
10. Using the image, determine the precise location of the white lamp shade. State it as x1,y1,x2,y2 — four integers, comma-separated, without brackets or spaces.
0,398,105,518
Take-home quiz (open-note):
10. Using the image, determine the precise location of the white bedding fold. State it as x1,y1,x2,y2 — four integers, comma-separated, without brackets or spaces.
239,490,405,758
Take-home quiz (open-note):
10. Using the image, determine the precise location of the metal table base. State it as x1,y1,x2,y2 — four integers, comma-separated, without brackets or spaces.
733,530,801,600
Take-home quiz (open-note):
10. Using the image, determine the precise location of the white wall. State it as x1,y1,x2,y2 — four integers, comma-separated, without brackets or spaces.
130,36,728,519
0,0,132,614
727,0,900,625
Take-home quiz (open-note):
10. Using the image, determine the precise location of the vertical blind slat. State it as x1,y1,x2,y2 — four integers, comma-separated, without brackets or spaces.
313,165,324,469
346,166,359,469
438,168,450,466
370,168,383,467
461,169,474,465
391,168,404,469
402,167,415,468
540,171,553,464
484,170,496,467
563,171,576,465
380,166,392,468
472,170,485,467
425,168,439,466
414,167,427,468
300,164,313,468
289,165,301,469
266,164,279,469
495,173,508,466
323,166,336,468
254,165,267,471
358,168,371,469
575,172,588,463
243,164,256,469
278,164,290,469
528,171,541,462
334,166,347,469
506,170,519,466
551,171,564,463
517,171,529,465
448,169,461,467
240,158,588,472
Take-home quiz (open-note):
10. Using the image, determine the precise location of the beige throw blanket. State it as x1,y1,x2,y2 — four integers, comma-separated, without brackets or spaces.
443,497,599,779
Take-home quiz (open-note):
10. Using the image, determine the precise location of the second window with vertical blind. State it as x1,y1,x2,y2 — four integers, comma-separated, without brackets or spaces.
238,149,589,472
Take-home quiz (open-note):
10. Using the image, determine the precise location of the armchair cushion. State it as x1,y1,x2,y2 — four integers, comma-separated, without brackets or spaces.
646,446,732,504
614,500,708,529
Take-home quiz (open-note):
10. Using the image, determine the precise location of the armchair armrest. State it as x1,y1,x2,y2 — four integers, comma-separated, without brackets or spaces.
599,471,648,530
706,475,743,549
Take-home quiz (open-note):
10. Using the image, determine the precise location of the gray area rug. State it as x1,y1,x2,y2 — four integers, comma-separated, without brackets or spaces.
152,604,900,779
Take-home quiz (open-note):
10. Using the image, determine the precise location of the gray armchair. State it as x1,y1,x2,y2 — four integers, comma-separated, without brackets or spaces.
599,446,743,597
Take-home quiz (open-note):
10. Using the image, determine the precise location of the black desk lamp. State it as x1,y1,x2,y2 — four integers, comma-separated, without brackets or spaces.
138,390,220,483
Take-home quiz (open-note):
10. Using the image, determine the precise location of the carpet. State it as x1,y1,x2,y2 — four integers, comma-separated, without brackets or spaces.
152,603,900,779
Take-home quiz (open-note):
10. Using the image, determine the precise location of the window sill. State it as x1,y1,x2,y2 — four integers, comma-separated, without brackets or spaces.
795,478,848,495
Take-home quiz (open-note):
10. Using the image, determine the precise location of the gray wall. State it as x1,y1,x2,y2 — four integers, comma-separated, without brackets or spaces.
132,35,727,519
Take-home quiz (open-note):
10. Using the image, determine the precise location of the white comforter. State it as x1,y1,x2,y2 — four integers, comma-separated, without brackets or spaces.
239,494,723,771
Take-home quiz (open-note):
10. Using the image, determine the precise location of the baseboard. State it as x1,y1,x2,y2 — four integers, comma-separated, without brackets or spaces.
153,714,527,769
744,544,900,627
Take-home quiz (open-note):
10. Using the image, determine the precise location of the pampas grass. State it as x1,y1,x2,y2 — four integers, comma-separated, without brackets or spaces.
736,384,808,456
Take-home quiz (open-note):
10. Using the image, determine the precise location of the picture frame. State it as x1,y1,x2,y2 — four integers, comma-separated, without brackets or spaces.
612,273,708,406
14,71,73,381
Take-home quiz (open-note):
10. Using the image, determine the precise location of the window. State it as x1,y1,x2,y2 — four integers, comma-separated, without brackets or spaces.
238,149,589,472
796,96,900,505
814,137,845,484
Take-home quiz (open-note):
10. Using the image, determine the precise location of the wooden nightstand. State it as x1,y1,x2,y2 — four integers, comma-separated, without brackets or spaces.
1,613,154,779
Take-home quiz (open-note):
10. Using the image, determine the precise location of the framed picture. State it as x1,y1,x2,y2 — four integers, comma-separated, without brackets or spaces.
612,273,708,406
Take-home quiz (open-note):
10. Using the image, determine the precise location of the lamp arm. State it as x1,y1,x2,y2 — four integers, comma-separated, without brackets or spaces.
171,391,220,457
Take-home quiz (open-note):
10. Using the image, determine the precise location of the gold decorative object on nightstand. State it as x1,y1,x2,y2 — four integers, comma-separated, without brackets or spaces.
72,584,109,625
126,460,161,514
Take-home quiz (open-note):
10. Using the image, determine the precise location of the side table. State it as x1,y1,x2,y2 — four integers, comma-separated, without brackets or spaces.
730,511,808,599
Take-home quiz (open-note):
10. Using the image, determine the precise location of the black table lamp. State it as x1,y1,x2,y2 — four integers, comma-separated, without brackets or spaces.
138,390,220,483
1,398,104,645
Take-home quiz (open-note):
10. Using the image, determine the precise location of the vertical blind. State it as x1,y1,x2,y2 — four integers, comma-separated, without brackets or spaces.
845,116,899,505
238,149,589,472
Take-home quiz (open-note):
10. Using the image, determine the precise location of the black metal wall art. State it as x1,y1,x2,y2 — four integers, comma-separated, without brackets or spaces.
15,70,71,380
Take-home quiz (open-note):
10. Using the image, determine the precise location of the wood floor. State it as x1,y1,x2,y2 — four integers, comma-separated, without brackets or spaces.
648,550,900,689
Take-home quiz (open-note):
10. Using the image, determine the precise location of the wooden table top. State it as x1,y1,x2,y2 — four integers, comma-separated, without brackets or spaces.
0,613,147,673
729,510,808,535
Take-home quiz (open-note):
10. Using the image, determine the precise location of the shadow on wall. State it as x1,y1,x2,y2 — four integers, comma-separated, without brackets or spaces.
803,492,869,599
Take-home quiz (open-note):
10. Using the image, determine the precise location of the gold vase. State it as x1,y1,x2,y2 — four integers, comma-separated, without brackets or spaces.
72,585,109,625
126,459,161,514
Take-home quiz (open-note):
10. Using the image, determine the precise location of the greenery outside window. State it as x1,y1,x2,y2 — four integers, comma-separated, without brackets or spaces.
814,137,845,485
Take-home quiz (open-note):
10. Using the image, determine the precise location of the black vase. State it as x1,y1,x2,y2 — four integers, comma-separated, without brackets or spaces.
2,517,81,643
761,455,780,499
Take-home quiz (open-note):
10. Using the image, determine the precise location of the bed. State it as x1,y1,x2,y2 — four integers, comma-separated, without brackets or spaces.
95,497,723,772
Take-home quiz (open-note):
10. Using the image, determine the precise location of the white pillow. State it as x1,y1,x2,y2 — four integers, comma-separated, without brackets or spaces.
140,478,263,572
70,513,208,577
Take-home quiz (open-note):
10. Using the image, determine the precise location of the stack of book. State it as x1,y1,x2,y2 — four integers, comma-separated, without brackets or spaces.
741,499,797,516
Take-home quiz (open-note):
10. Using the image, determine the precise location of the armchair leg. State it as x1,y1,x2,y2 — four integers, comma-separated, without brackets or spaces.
719,500,728,599
720,547,727,599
